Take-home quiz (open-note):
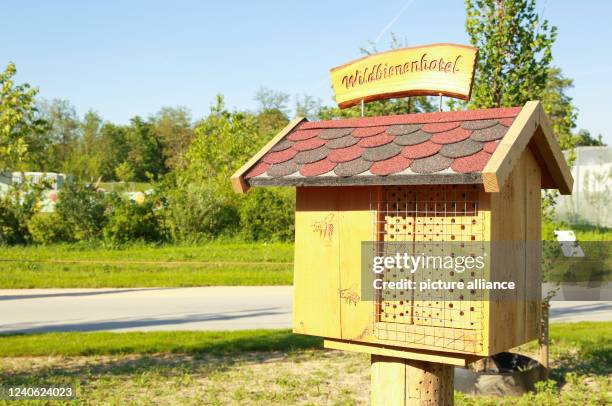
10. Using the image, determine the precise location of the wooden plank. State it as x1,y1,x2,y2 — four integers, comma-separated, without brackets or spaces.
524,148,542,341
482,101,540,193
293,187,341,338
488,158,523,353
338,186,377,342
230,116,306,193
371,355,406,406
325,339,476,366
488,150,542,353
478,190,492,356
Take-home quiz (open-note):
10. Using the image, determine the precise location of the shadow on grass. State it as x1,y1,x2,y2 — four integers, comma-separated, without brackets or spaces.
1,323,609,395
180,330,323,355
543,322,612,385
0,330,323,357
551,345,612,383
0,332,325,390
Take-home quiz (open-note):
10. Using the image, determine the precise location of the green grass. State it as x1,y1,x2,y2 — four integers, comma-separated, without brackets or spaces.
571,223,612,241
0,262,292,288
0,322,606,358
0,329,322,357
0,241,293,263
518,322,612,377
0,242,293,288
0,222,608,288
0,323,609,405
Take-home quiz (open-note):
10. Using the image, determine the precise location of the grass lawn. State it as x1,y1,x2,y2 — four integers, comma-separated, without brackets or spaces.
0,323,609,405
0,242,293,288
0,223,608,288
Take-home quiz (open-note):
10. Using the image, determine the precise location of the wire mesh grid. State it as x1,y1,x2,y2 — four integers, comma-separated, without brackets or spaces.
370,184,486,353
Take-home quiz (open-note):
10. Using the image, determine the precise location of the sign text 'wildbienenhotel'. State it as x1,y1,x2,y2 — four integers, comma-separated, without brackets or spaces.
330,43,478,108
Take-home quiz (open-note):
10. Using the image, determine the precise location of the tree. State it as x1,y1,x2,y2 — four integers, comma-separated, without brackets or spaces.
181,94,294,241
575,129,606,147
97,123,129,181
464,0,564,220
0,62,49,172
114,161,135,182
254,87,290,116
254,88,291,136
465,0,556,109
150,106,195,170
53,109,105,181
76,110,104,180
124,116,166,181
295,94,322,120
318,98,435,120
185,95,263,189
540,67,578,151
39,99,80,172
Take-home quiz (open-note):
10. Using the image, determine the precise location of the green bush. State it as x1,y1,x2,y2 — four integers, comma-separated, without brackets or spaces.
28,212,72,244
239,188,295,241
0,182,44,245
103,196,162,244
55,181,108,241
0,199,26,245
164,182,239,242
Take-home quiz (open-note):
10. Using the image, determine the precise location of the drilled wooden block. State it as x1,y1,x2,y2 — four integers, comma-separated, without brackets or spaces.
375,184,487,353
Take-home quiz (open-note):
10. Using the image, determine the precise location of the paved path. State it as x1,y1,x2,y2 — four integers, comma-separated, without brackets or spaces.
0,287,610,333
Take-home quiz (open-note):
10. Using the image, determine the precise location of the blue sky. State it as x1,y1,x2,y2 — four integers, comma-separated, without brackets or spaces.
2,1,610,143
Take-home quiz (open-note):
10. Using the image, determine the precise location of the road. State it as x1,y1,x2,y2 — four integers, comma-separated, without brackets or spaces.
0,287,610,333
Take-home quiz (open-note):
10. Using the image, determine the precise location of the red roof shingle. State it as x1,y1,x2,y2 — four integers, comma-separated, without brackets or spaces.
245,106,521,187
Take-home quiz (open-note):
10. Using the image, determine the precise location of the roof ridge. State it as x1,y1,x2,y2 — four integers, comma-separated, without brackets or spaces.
301,106,522,129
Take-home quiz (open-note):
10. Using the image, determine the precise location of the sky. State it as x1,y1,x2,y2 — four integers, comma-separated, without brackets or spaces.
2,0,611,144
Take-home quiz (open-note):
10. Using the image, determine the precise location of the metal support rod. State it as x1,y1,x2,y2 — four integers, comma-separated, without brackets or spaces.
540,301,550,379
438,93,443,112
361,99,365,117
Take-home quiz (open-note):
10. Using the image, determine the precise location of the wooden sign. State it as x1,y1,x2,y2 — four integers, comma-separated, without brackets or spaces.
330,43,478,108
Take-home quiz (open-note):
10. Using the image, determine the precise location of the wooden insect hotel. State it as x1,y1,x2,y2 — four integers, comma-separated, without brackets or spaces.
232,100,572,404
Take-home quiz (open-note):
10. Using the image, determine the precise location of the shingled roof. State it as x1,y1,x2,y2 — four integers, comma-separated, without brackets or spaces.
232,101,573,195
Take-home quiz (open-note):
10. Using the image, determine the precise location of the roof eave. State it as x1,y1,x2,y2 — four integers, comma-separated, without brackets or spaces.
249,172,482,188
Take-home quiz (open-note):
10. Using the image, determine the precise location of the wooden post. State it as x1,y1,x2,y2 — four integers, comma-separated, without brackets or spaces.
371,355,454,406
